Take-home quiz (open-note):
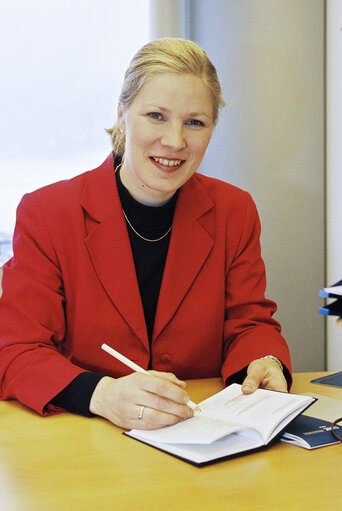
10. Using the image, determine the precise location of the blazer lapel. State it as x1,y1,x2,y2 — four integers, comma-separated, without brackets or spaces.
81,157,148,346
153,175,215,341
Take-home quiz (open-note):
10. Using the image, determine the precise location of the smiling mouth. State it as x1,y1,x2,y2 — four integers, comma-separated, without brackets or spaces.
150,157,184,168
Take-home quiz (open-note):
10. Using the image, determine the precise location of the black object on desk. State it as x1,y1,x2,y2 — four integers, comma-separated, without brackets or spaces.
311,372,342,389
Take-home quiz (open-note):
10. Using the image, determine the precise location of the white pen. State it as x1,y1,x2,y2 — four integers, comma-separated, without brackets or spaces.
101,343,200,412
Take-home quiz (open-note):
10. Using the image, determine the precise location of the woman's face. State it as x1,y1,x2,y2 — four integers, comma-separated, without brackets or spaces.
118,72,214,205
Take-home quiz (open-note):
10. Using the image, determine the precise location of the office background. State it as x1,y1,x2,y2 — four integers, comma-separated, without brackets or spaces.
0,0,341,372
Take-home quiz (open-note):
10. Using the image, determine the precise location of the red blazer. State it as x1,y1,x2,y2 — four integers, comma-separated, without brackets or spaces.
0,155,291,415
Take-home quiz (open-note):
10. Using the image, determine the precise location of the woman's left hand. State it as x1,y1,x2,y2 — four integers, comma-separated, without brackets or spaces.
241,358,288,394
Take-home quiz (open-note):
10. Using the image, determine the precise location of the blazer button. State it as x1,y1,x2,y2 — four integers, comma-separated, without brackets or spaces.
160,354,172,364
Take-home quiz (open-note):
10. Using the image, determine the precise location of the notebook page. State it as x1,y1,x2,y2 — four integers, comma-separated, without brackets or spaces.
199,384,313,441
129,414,262,445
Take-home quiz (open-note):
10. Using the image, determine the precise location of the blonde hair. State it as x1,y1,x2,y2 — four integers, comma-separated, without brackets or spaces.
107,38,225,156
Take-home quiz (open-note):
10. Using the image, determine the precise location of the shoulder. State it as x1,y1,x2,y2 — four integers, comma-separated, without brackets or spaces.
188,173,261,243
18,154,114,213
192,172,256,212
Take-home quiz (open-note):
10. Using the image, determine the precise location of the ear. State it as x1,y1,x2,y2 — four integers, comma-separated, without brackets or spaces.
117,103,126,133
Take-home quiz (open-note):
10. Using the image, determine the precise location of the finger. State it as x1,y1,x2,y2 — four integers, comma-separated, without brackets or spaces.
261,372,288,393
241,360,267,394
137,373,190,407
242,359,288,394
134,387,194,420
148,370,186,388
132,405,188,430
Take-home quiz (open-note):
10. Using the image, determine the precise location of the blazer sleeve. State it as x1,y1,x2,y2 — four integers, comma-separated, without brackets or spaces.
0,193,86,415
220,191,292,386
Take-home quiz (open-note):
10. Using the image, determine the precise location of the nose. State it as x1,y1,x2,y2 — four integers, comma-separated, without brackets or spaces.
160,122,186,151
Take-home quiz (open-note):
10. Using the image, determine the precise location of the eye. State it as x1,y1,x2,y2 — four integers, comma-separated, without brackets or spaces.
185,119,205,127
147,112,163,120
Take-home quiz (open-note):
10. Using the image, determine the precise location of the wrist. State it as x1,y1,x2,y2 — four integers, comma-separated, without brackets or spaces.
89,376,115,416
259,355,283,372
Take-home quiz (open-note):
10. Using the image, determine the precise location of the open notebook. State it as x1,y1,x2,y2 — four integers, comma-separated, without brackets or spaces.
125,383,315,466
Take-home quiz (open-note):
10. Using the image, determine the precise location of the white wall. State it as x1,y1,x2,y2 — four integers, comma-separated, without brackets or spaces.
0,0,149,238
149,0,186,39
189,0,326,371
326,0,342,369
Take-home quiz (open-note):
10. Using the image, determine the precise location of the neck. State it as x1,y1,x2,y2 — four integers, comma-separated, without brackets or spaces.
119,162,176,207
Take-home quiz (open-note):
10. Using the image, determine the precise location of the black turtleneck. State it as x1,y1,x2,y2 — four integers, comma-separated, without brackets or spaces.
115,167,178,341
50,160,178,416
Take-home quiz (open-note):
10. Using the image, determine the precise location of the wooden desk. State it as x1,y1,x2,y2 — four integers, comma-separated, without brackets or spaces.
1,373,341,511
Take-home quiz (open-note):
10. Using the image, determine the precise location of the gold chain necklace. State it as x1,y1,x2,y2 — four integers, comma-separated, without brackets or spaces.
115,161,172,242
122,209,172,242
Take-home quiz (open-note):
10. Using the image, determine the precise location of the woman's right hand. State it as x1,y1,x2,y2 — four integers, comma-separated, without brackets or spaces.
89,371,194,430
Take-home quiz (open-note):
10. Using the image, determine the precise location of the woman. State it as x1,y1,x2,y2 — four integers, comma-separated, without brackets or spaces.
0,38,291,430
